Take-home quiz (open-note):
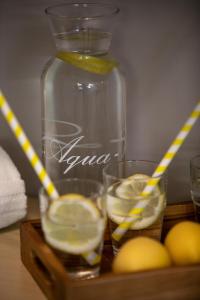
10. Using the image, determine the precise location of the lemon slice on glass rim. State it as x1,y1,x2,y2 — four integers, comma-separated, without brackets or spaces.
42,194,105,254
106,174,166,230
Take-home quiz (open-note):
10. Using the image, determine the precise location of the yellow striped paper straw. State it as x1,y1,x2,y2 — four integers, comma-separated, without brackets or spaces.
112,101,200,242
0,90,100,265
0,91,59,200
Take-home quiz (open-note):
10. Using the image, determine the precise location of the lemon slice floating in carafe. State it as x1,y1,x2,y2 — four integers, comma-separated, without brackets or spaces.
56,51,117,75
106,174,166,230
42,194,105,254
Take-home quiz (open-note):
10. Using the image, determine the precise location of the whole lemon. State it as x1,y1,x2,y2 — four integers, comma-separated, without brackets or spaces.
112,237,172,273
164,221,200,266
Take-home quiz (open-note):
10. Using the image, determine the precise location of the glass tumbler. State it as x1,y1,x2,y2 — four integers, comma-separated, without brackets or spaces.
190,155,200,222
103,160,167,254
39,178,106,279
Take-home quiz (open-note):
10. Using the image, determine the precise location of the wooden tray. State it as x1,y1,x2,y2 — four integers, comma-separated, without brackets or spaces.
20,202,200,300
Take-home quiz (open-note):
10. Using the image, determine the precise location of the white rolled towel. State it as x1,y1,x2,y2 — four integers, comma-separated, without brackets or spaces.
0,146,27,228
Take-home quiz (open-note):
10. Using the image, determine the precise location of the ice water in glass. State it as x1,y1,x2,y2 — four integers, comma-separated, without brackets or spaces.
39,178,106,279
190,155,200,223
103,160,167,254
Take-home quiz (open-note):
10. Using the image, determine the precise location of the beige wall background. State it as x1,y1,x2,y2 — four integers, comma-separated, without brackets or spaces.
0,0,199,202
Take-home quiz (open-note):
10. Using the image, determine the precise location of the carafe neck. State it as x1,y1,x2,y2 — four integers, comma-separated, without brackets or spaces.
45,3,119,56
54,29,112,56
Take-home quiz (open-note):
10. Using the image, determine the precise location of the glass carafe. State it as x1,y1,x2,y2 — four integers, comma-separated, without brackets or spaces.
41,3,126,182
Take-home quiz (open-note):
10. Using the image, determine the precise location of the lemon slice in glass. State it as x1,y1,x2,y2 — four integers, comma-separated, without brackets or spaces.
42,195,105,254
106,174,165,230
59,193,86,200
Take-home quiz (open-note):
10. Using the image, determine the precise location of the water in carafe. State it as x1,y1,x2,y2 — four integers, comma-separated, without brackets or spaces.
41,3,126,182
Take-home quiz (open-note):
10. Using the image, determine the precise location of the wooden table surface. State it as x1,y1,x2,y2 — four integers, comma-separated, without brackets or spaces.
0,197,46,300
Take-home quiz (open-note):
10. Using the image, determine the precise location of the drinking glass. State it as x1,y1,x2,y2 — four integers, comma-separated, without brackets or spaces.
103,160,167,254
39,178,106,279
190,155,200,222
